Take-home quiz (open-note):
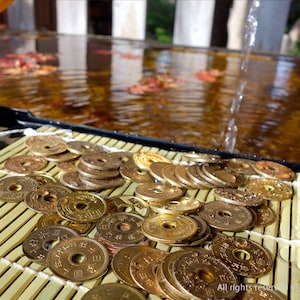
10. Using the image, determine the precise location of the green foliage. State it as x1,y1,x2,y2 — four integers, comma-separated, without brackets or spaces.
146,0,175,43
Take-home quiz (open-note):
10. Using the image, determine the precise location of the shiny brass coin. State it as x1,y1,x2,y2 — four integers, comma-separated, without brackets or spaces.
174,165,202,188
25,135,64,148
186,165,215,188
0,175,39,203
22,225,79,264
130,248,168,297
46,236,109,282
30,139,67,156
59,171,99,191
148,161,172,181
28,173,56,185
141,214,198,244
235,283,287,299
96,212,145,244
36,213,93,234
4,155,48,173
172,250,239,300
119,163,152,183
214,187,265,206
162,163,190,188
253,160,296,181
133,152,171,170
80,153,122,171
82,283,147,300
25,183,72,214
56,160,79,172
212,234,273,277
245,178,293,201
198,200,253,231
44,150,80,162
57,191,107,223
77,161,120,179
200,162,246,187
66,140,104,155
252,204,276,226
182,151,221,163
135,182,183,203
225,158,258,176
150,196,200,215
79,174,124,190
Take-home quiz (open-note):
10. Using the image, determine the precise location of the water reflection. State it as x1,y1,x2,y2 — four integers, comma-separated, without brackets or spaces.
0,32,299,164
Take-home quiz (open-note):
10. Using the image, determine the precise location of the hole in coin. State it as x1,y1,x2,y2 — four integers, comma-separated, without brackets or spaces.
197,269,215,283
9,184,23,192
43,193,57,203
43,239,59,251
217,210,232,218
76,202,88,210
71,253,87,264
153,186,164,194
21,161,32,167
162,222,176,230
117,222,131,232
264,184,274,192
233,249,251,261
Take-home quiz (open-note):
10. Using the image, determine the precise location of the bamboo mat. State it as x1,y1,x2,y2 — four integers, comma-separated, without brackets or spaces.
0,126,298,300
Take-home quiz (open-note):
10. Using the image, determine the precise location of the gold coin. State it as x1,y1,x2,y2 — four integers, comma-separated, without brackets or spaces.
135,182,183,203
30,139,67,156
57,191,107,223
162,163,190,188
66,140,104,155
4,155,48,173
212,234,273,277
0,175,39,203
225,158,258,175
56,160,79,172
80,153,122,171
28,173,56,185
133,152,171,170
245,178,293,201
47,236,109,282
25,135,64,148
130,248,168,297
198,200,253,231
252,204,276,226
182,152,221,163
174,165,201,188
22,225,79,264
111,245,151,287
82,283,146,300
44,150,80,162
77,161,119,179
148,161,172,181
119,162,152,183
141,214,198,244
186,165,215,188
96,212,145,244
253,160,296,181
78,174,124,190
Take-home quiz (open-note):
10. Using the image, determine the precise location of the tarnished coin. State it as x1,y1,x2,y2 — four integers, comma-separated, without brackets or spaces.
133,152,171,170
77,161,119,179
149,161,171,181
130,248,168,296
4,155,48,173
82,283,146,300
25,183,72,214
214,188,265,206
56,160,79,172
30,139,67,156
150,196,200,215
22,225,79,264
46,236,109,282
28,173,56,185
66,140,104,155
225,158,258,176
0,175,39,203
36,213,93,234
252,204,276,226
212,234,273,277
135,182,183,203
25,135,64,148
111,245,151,287
141,214,198,244
253,160,295,181
119,163,152,183
59,171,99,191
96,212,145,244
80,153,122,170
198,200,253,231
245,178,293,201
57,191,107,223
44,150,80,162
172,250,239,300
235,283,287,299
79,174,124,190
182,152,221,163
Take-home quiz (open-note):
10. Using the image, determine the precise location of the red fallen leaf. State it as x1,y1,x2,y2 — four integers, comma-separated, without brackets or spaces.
95,49,114,55
194,70,216,82
119,52,142,59
124,84,163,94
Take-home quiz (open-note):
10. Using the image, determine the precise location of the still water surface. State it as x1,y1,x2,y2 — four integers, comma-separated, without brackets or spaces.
0,33,299,164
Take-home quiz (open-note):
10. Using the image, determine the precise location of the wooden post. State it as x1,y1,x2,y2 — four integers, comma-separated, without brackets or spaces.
173,0,216,47
56,0,87,35
112,0,147,40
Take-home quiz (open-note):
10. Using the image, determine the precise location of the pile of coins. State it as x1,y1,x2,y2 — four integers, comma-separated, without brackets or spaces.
0,135,295,299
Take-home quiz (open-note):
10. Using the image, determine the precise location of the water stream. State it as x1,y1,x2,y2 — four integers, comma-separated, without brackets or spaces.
223,0,260,153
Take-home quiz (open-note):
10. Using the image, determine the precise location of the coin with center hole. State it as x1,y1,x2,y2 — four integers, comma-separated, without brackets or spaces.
59,171,99,191
66,140,105,155
28,173,56,185
4,155,48,173
30,139,67,156
119,163,152,183
46,236,109,282
0,175,39,203
22,225,79,264
133,152,171,170
80,153,122,170
212,234,273,277
225,158,258,176
198,200,253,231
77,161,119,179
57,191,107,223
